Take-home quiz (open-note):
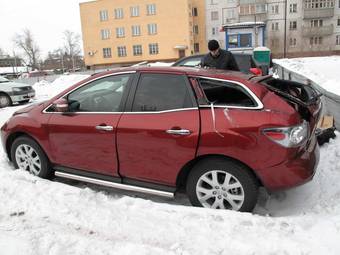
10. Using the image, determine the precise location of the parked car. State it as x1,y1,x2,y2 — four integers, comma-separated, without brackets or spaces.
0,76,35,108
172,52,269,76
1,67,322,212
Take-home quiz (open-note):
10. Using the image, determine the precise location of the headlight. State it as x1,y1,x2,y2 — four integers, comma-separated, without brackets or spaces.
12,87,22,92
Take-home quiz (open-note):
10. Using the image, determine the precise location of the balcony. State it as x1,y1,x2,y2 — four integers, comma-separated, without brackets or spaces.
302,24,334,37
303,7,334,19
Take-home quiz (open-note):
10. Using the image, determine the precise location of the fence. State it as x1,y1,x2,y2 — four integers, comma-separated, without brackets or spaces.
274,63,340,130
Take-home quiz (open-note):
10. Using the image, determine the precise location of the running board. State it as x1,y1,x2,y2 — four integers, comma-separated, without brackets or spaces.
55,171,175,199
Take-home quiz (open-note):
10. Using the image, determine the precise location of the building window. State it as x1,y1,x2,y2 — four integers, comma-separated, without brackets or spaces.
272,22,279,30
193,7,198,16
271,39,279,48
148,24,157,35
149,43,159,54
99,10,108,21
311,19,323,27
310,36,323,45
289,38,297,47
336,35,340,45
133,45,143,56
289,21,297,30
290,3,297,13
305,0,334,9
101,29,110,40
338,18,340,26
271,5,279,14
212,27,219,36
147,4,156,15
132,25,141,36
116,27,125,38
130,6,140,17
211,11,219,20
114,8,124,19
117,46,127,57
103,48,111,58
193,25,199,34
194,43,200,53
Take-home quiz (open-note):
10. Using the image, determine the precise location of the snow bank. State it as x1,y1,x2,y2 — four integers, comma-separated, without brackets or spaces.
275,56,340,96
32,74,89,100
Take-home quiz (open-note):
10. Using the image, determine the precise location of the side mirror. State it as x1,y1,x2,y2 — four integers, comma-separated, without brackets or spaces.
249,67,263,76
52,98,69,112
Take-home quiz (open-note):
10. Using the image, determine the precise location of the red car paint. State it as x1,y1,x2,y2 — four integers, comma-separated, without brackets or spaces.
1,66,321,191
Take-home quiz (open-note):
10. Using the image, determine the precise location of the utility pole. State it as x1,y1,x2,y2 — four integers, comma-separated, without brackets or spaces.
284,0,288,58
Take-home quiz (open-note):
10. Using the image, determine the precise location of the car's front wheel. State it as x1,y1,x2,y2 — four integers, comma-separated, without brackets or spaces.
11,136,52,178
186,158,259,212
0,93,12,108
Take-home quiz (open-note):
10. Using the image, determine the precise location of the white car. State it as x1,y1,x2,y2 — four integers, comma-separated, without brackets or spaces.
0,76,35,108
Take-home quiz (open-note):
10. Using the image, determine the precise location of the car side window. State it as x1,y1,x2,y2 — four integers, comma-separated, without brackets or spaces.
199,78,256,107
67,74,131,112
132,73,193,112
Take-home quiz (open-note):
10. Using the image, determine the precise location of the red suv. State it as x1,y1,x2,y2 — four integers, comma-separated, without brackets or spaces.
1,67,322,212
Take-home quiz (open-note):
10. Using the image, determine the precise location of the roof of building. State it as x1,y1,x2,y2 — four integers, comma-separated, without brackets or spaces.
223,22,266,29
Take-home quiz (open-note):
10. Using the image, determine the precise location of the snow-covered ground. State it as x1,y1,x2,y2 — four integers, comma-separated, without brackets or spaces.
0,68,340,254
275,56,340,96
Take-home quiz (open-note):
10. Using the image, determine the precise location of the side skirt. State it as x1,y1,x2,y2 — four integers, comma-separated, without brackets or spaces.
54,166,175,199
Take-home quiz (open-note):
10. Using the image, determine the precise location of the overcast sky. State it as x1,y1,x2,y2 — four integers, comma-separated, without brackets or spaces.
0,0,89,58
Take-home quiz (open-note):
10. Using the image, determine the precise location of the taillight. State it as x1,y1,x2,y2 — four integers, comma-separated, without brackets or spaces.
263,121,309,148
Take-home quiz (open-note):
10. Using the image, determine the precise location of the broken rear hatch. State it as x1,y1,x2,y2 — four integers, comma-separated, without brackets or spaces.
251,75,323,137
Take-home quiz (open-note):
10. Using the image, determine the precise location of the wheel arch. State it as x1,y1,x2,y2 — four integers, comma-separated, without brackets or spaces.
176,154,262,191
6,132,50,162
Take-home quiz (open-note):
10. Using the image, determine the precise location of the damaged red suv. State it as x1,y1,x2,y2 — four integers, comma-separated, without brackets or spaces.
1,67,322,212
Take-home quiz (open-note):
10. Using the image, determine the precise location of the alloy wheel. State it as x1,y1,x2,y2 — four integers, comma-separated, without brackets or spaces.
15,144,42,175
196,170,245,210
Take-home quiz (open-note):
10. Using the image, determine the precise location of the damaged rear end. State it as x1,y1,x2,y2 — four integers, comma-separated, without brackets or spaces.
252,76,322,190
255,76,322,142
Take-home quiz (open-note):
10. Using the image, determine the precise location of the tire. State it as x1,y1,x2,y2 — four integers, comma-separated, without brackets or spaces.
0,93,12,108
186,158,258,212
11,136,52,179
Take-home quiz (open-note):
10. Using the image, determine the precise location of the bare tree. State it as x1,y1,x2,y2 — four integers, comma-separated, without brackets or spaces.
63,30,81,72
0,47,4,56
13,29,40,70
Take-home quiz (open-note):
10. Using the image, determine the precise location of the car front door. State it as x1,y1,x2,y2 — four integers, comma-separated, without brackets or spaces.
117,72,200,186
47,72,134,176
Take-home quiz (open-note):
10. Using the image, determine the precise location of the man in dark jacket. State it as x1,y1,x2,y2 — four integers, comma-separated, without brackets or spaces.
201,40,239,71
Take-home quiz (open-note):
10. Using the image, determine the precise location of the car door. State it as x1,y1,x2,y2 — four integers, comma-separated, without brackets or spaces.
117,72,200,186
47,72,134,176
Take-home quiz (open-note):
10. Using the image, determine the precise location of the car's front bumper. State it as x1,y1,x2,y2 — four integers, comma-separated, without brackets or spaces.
256,134,320,191
9,90,35,103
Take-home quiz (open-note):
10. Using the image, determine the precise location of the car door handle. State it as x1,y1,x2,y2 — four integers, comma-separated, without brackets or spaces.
166,129,191,136
96,125,114,131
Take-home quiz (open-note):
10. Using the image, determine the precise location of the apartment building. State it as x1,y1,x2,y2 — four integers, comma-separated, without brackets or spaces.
79,0,207,68
206,0,340,57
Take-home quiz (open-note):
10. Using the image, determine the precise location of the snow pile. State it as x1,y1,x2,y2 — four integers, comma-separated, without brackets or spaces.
32,74,89,100
148,62,174,67
275,56,340,96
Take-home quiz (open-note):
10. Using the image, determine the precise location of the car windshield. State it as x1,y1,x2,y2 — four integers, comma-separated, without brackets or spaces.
0,76,10,83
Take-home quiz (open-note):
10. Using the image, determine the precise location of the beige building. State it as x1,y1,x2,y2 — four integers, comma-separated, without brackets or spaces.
80,0,207,68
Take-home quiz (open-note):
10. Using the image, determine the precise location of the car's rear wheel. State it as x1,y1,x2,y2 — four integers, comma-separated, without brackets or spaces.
11,136,52,178
0,93,12,108
186,158,258,212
